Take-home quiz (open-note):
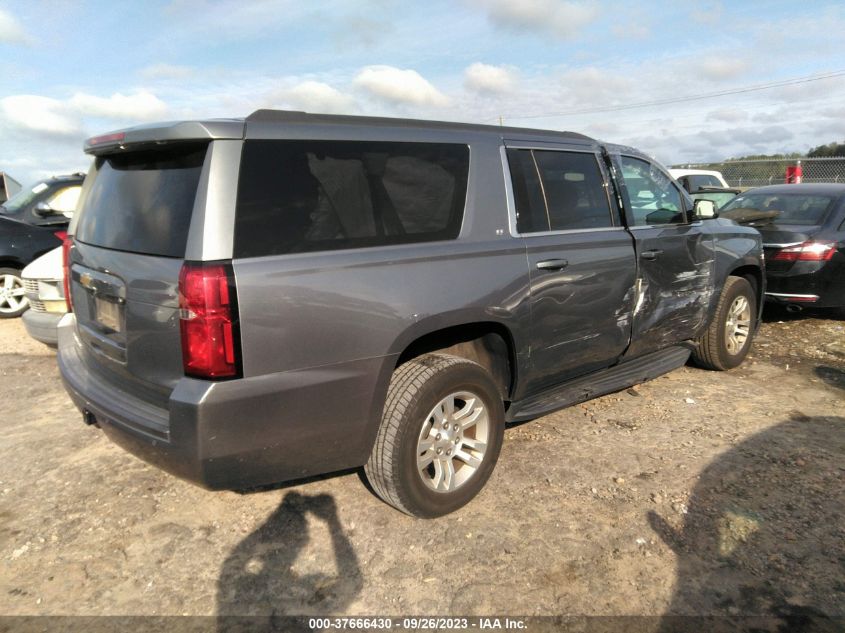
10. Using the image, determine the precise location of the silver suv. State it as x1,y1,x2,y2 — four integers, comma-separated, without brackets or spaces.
58,110,764,517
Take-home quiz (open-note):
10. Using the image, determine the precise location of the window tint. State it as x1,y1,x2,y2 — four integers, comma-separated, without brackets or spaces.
75,144,207,257
619,156,685,226
507,148,613,233
719,193,835,226
506,149,548,233
234,140,469,258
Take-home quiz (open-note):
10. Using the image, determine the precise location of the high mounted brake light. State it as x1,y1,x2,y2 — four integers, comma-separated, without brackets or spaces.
86,132,125,147
178,262,241,379
771,241,836,262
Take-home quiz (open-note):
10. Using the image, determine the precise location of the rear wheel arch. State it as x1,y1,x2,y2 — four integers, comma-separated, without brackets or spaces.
0,258,24,270
395,322,517,401
728,264,763,308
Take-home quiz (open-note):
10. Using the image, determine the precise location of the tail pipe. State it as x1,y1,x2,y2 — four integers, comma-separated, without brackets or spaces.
82,409,100,428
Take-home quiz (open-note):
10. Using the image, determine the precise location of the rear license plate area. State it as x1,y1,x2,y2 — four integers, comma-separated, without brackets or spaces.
94,296,123,332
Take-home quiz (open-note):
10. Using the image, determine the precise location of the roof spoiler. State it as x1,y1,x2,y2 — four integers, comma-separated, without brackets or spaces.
84,119,246,155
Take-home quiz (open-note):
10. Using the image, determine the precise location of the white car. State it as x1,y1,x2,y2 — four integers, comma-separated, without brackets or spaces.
21,246,66,346
669,168,729,192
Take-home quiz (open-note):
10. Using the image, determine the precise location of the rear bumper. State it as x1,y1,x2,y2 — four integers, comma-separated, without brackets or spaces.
57,314,392,489
764,269,845,308
22,309,63,346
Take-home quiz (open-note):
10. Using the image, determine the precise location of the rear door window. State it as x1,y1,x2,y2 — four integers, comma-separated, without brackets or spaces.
75,143,208,257
234,140,469,258
507,148,615,233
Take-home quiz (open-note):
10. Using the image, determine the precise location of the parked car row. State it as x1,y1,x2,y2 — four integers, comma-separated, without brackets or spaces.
0,173,83,318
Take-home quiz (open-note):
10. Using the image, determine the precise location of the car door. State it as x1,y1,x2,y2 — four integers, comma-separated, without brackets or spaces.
504,144,637,394
609,153,715,358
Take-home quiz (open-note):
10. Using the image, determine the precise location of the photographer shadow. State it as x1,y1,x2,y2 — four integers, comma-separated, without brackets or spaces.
217,491,363,632
649,414,845,632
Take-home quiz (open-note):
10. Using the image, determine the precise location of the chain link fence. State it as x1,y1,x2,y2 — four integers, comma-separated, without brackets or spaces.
671,156,845,188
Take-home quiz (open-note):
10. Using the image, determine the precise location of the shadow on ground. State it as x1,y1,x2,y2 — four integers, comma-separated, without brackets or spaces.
815,366,845,391
761,304,843,324
649,415,845,631
216,492,362,632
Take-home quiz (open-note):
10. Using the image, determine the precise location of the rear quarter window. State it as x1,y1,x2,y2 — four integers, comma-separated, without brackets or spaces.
234,140,469,258
75,143,207,257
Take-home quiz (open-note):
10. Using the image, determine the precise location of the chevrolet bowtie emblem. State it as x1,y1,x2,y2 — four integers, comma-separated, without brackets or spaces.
79,272,93,289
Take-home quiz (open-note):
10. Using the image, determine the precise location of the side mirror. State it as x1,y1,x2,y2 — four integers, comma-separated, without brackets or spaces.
34,201,57,217
693,198,718,220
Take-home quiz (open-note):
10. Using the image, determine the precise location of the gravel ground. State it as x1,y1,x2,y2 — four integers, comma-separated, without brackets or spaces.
0,309,843,625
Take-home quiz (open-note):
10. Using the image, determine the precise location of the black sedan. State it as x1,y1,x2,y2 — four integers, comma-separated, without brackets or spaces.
718,184,845,314
0,173,83,317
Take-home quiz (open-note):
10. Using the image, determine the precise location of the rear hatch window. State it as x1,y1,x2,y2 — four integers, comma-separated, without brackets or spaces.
75,143,208,257
719,192,835,226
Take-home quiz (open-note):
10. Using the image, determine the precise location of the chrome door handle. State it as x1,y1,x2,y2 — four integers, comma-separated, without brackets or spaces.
536,258,569,271
640,249,663,261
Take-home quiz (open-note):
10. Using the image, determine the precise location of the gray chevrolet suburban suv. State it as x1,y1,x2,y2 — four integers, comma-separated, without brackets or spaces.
58,110,764,517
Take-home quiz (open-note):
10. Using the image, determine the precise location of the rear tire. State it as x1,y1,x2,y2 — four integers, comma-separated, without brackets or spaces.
0,268,29,318
692,276,756,370
364,353,505,518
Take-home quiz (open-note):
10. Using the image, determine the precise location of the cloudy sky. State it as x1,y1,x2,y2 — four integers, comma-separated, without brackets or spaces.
2,0,845,186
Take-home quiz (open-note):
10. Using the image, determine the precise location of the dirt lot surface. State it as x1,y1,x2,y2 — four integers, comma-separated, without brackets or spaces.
1,309,844,626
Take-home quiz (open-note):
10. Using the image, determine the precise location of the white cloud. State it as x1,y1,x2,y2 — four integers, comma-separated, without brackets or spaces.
0,8,30,45
690,1,724,26
464,63,518,94
612,22,649,39
475,0,598,40
707,108,748,123
68,91,169,121
274,81,356,114
140,63,195,80
333,15,392,49
695,57,750,81
0,96,81,136
557,66,635,105
353,65,449,107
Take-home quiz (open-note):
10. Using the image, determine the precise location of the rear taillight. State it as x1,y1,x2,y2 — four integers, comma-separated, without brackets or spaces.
178,262,241,379
62,235,73,312
771,241,836,262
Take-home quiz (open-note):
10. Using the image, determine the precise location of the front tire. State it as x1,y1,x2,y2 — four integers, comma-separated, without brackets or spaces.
364,353,505,518
692,276,756,370
0,268,29,318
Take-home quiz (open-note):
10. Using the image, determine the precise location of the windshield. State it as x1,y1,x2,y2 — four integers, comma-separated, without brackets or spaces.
686,175,722,190
0,181,50,216
719,192,835,225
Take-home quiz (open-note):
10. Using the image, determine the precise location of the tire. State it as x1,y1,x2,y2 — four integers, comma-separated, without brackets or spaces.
692,276,756,370
364,353,505,518
0,268,29,318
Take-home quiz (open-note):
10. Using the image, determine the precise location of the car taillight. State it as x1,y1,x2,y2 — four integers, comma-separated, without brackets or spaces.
178,262,241,379
771,241,836,262
62,235,73,312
